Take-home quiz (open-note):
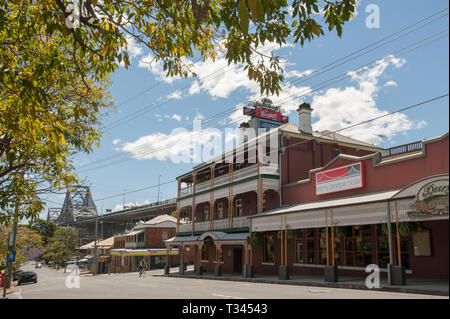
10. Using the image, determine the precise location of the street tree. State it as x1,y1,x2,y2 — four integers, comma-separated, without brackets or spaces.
27,218,58,246
1,0,356,224
0,225,43,270
42,227,79,266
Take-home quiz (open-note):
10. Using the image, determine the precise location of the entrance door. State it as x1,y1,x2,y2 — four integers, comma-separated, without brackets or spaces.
233,248,243,273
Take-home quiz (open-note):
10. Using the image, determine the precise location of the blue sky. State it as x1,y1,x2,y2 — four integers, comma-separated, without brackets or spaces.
41,0,449,219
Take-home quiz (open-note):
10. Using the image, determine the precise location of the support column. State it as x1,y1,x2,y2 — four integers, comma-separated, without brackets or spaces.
176,180,181,233
214,244,222,276
164,246,170,274
179,244,185,275
324,210,338,282
210,165,215,231
389,202,406,285
192,172,196,234
228,163,234,229
196,244,203,275
279,215,290,280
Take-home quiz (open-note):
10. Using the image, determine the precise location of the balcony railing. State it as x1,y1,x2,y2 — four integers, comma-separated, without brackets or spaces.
381,141,423,157
178,216,249,233
180,163,279,197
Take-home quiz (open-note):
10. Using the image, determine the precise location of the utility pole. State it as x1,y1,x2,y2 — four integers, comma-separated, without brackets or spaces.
92,210,99,276
3,203,19,298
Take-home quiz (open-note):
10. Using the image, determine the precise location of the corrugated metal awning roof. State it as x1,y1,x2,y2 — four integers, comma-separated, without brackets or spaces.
250,189,401,219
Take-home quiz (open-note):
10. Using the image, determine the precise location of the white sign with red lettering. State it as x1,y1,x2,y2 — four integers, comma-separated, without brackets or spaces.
316,162,365,195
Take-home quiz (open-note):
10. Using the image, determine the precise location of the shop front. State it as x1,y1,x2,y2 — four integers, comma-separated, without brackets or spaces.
249,174,449,280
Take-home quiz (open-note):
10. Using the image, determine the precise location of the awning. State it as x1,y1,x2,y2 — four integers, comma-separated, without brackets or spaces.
111,248,179,256
250,189,401,232
165,235,199,245
124,230,144,236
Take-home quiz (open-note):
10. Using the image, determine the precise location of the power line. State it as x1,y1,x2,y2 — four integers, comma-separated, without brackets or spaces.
83,92,448,203
77,30,448,172
82,10,449,169
103,7,448,131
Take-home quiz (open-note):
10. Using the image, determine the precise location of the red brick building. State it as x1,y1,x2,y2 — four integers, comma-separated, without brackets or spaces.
167,102,448,282
111,215,180,273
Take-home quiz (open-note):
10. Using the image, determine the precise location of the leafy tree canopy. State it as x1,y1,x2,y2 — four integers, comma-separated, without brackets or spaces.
27,218,58,245
1,0,356,225
0,225,43,270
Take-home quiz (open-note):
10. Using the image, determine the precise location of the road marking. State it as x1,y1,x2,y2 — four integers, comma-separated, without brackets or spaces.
308,289,332,293
212,293,245,299
135,283,158,288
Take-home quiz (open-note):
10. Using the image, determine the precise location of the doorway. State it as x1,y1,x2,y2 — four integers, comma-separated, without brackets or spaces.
233,248,243,273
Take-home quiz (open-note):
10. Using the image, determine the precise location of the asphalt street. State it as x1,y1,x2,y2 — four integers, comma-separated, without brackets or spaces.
9,263,447,299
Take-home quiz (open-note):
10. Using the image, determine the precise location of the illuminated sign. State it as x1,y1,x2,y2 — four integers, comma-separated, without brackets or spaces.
255,107,281,122
316,162,365,195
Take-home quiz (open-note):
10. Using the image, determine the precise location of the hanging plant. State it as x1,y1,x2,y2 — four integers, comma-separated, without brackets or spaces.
380,222,419,236
247,232,263,248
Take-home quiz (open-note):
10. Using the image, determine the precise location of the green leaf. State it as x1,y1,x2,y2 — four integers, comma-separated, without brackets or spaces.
239,0,249,35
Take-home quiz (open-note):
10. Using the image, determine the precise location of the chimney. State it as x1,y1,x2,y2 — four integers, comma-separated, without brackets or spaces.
239,121,250,144
297,102,313,135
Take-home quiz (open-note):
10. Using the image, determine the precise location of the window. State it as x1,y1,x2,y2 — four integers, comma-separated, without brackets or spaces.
306,229,316,264
262,193,266,212
235,199,243,217
295,230,306,263
162,231,168,240
217,202,224,220
263,235,274,263
319,228,341,265
376,225,410,269
204,205,210,221
345,225,372,267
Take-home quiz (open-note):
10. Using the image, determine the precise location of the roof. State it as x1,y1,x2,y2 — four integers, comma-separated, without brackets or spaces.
135,214,177,229
178,122,382,178
97,236,114,248
165,232,249,244
249,189,401,219
79,241,96,250
124,229,144,237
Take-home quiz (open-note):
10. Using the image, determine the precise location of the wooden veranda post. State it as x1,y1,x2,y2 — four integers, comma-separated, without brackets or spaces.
395,202,402,266
280,216,284,266
325,211,329,266
331,210,335,266
284,216,287,266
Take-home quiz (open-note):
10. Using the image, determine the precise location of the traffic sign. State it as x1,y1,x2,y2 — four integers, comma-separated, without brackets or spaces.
7,251,16,262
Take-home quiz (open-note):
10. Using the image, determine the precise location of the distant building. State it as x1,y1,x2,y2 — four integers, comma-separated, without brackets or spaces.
110,215,180,273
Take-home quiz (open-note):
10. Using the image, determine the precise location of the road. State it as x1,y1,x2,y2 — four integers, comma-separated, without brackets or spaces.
9,263,446,299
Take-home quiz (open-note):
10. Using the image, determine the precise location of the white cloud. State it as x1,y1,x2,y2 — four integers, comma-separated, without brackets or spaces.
167,90,183,100
120,126,222,162
172,114,182,121
311,55,412,145
189,80,201,95
417,120,427,129
384,80,398,88
125,35,143,58
112,139,121,145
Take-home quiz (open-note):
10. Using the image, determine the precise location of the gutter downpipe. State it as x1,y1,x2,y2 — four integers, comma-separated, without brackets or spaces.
279,131,284,207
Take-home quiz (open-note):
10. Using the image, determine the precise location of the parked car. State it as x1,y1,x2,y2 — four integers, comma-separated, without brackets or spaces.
17,271,37,285
13,269,23,281
35,262,42,268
